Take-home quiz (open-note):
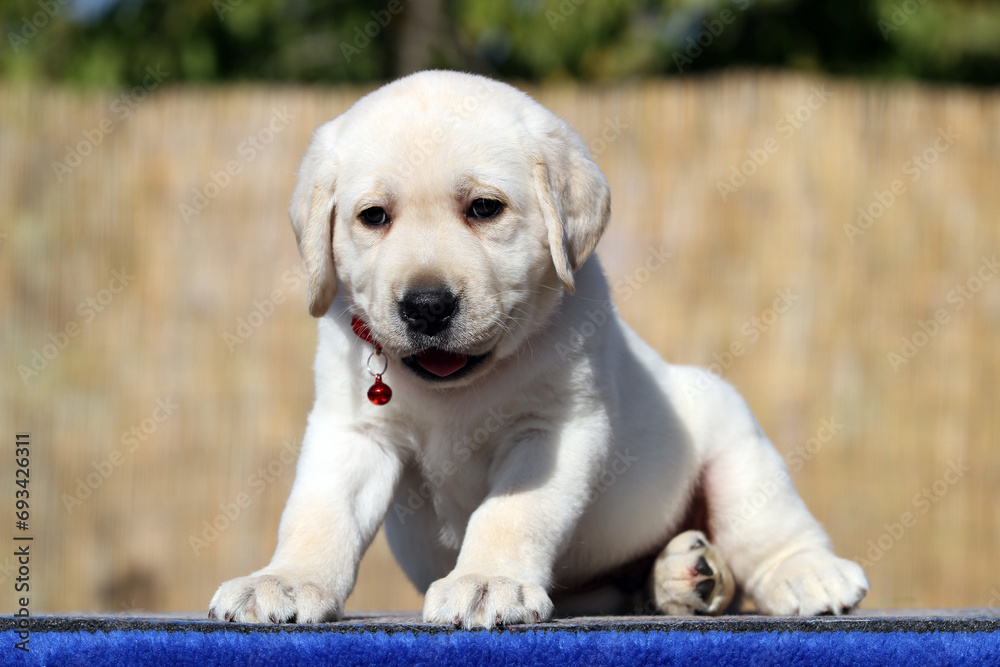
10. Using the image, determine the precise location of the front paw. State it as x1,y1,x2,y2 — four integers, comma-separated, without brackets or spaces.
423,573,554,629
209,571,342,624
751,550,869,616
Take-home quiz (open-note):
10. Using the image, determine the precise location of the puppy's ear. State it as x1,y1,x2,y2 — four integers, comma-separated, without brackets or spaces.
289,119,342,317
532,121,611,294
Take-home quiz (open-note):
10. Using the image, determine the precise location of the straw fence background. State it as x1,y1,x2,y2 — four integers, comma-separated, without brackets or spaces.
2,71,998,614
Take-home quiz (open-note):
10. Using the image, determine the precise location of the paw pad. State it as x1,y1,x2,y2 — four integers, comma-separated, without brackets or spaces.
649,530,735,616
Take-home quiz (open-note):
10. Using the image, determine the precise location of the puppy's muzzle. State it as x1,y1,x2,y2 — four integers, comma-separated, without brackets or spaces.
396,287,493,382
399,288,458,338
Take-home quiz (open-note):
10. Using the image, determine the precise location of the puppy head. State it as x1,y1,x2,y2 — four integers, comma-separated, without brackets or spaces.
289,70,610,385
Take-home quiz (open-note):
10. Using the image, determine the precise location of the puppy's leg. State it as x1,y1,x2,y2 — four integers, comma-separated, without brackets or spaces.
695,383,869,616
210,414,402,623
423,423,600,629
649,530,735,615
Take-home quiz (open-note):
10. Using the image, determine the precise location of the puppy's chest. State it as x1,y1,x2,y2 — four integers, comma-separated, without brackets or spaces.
411,419,504,539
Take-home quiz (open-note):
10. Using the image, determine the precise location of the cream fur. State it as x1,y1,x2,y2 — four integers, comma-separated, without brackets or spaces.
210,71,868,627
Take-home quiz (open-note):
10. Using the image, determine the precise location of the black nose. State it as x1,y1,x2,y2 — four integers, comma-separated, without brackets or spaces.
399,288,458,337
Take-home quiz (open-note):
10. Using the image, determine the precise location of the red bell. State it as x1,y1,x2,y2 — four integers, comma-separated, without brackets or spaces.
367,375,392,405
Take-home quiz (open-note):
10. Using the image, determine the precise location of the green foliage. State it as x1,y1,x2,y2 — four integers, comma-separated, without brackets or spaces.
1,0,998,86
1,0,400,84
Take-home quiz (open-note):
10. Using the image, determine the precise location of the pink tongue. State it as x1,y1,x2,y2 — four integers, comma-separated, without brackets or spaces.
417,348,468,377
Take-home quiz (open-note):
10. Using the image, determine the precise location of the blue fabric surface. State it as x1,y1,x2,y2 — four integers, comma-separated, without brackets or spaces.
3,622,1000,667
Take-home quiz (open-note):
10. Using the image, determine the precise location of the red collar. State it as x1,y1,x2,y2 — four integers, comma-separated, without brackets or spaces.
351,315,381,352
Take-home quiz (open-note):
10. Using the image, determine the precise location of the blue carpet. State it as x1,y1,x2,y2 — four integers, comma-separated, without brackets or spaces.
2,613,999,666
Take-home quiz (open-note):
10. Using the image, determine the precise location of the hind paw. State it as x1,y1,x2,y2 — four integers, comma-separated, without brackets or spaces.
649,530,735,615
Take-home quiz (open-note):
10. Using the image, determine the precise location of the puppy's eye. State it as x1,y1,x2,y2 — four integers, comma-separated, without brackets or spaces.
468,198,503,220
359,207,390,227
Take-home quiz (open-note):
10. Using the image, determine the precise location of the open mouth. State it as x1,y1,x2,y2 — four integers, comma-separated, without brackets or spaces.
401,347,491,382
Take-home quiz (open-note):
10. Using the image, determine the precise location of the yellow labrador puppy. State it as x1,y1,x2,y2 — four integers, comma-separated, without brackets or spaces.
210,70,868,627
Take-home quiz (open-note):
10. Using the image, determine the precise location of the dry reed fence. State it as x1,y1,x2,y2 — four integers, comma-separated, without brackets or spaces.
1,72,998,615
